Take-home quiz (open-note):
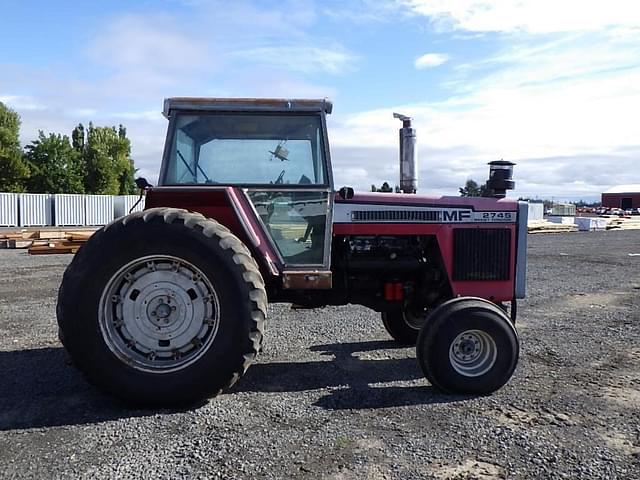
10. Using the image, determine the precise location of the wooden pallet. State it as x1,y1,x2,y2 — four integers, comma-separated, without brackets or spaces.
28,241,85,255
0,228,97,252
529,228,576,234
528,220,577,234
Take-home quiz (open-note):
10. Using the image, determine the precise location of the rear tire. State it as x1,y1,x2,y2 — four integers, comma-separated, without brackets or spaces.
416,297,519,395
57,207,267,406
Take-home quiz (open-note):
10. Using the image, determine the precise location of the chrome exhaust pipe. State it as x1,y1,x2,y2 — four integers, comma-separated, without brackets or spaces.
393,112,417,193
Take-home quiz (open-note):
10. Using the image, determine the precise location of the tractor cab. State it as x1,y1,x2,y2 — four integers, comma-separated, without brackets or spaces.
158,98,334,270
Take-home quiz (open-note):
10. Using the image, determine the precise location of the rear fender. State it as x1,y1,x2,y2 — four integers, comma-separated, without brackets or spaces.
145,186,281,279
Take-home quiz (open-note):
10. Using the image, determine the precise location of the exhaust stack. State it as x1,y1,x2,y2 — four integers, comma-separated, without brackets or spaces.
486,160,515,198
393,112,417,194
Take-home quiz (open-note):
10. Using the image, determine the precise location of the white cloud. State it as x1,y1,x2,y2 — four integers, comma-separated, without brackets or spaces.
321,0,402,24
414,53,449,69
330,31,640,198
69,108,98,117
0,95,46,111
89,15,209,72
232,46,356,75
400,0,640,33
111,110,165,122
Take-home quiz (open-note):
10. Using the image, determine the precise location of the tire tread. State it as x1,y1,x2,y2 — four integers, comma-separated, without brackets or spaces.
57,207,266,404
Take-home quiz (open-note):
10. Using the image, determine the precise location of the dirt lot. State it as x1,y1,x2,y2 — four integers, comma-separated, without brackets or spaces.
0,230,639,479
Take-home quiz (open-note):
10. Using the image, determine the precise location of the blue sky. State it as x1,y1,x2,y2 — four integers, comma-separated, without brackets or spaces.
1,0,639,201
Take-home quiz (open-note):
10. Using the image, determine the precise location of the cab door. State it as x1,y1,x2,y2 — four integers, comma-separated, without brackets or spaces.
245,188,332,268
242,114,333,270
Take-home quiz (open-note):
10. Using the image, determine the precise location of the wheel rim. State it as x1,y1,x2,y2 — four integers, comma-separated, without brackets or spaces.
448,329,497,377
98,255,220,373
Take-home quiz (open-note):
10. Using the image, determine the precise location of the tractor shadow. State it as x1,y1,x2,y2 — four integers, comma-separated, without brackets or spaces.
0,347,186,431
0,340,469,430
231,340,471,410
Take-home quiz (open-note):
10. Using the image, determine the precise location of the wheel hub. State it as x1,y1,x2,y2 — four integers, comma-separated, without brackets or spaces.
458,337,478,356
449,329,497,377
156,302,172,319
99,255,220,373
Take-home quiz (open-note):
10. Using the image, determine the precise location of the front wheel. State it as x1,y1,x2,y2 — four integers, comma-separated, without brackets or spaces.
57,208,267,406
381,307,428,345
416,297,519,395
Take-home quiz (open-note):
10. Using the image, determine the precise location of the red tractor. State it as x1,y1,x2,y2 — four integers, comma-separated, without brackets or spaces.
57,98,527,405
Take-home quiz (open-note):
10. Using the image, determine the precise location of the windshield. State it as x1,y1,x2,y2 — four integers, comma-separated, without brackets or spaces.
162,113,328,186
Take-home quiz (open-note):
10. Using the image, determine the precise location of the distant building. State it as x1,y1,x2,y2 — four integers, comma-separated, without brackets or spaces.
602,185,640,210
550,203,576,216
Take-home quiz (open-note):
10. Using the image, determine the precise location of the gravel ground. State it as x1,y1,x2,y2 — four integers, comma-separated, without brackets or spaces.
0,230,639,479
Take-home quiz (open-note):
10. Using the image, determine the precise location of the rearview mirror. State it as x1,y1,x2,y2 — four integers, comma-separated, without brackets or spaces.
135,177,153,190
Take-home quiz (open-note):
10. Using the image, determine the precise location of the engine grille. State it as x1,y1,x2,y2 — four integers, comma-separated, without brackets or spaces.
453,228,511,281
352,210,441,222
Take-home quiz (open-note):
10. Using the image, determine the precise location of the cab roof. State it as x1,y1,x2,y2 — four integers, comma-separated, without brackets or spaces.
163,97,333,118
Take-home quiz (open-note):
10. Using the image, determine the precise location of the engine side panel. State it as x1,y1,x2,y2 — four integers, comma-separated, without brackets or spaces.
333,194,519,303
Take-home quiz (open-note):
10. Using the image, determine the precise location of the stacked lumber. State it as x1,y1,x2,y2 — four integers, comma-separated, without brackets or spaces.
0,230,37,249
28,240,84,255
28,230,96,255
0,228,97,254
603,215,640,230
527,220,578,234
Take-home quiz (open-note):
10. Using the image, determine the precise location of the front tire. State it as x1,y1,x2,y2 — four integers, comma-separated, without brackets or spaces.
381,308,427,345
416,297,519,395
57,208,267,406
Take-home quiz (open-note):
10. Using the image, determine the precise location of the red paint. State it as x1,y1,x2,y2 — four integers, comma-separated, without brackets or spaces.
145,187,282,279
384,283,394,301
145,186,518,302
394,282,404,300
334,222,516,302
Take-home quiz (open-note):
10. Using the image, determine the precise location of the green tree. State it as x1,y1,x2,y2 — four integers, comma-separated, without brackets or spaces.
24,132,85,193
459,179,488,197
76,122,137,195
0,102,29,191
71,123,85,151
117,125,137,195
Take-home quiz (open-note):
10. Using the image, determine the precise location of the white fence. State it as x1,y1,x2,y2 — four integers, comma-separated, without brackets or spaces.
0,193,19,227
0,193,146,227
53,194,85,226
19,194,52,227
114,195,145,217
85,195,115,226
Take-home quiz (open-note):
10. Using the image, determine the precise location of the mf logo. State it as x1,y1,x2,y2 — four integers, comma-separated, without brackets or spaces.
441,210,472,222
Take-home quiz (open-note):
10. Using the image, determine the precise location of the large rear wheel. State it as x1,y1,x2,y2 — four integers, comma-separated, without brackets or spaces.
57,207,266,406
416,297,519,395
